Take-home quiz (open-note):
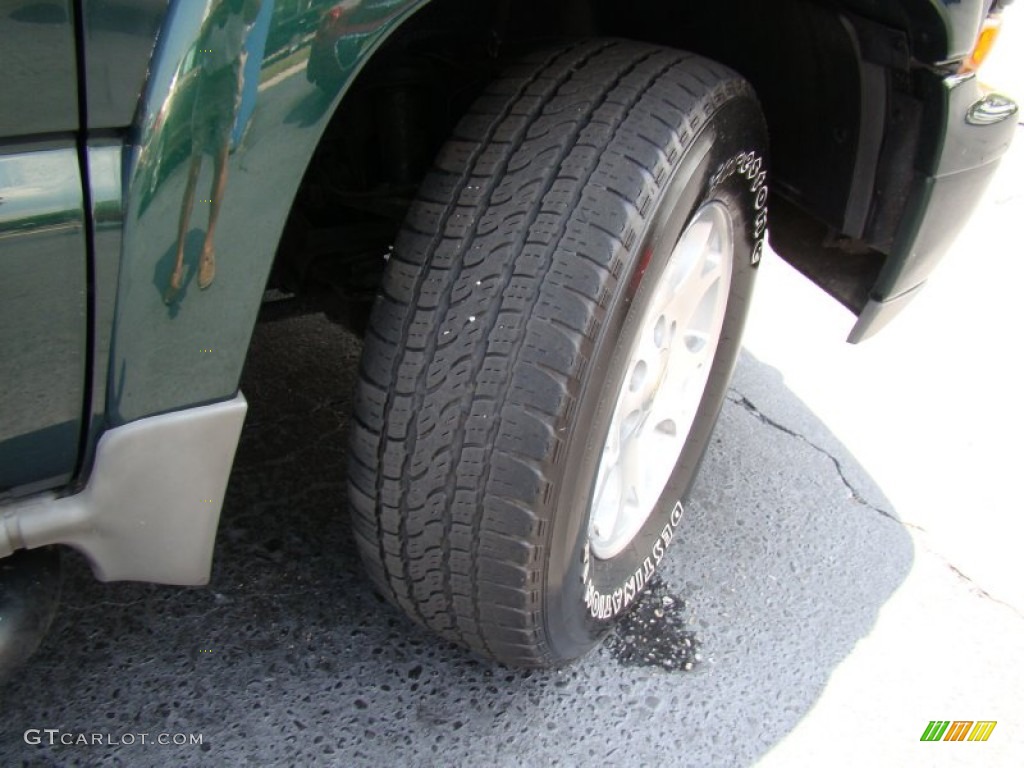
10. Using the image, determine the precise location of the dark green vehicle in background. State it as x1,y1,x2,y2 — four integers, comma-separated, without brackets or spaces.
0,0,1017,671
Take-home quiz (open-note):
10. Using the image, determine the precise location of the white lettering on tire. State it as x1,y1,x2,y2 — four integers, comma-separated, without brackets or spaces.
709,149,769,265
582,500,684,619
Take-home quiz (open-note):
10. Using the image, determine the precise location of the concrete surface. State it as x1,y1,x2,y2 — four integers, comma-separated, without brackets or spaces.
2,14,1024,768
746,15,1024,764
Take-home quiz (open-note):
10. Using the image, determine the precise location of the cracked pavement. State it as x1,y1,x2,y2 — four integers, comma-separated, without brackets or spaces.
726,391,915,530
736,29,1024,755
3,19,1024,768
725,389,1022,623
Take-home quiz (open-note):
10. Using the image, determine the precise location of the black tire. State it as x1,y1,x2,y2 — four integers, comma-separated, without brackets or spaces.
350,39,768,666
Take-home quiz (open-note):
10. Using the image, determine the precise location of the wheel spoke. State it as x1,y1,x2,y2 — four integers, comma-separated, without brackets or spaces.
618,425,649,530
671,219,715,284
590,461,621,543
666,253,725,333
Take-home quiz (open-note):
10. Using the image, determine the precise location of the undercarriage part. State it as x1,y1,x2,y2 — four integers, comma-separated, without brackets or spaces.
0,547,61,678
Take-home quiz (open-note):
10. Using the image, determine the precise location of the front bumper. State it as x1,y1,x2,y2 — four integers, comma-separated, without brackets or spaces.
849,72,1018,342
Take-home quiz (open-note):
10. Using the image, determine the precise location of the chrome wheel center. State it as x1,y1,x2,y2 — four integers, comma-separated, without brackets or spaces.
587,201,734,560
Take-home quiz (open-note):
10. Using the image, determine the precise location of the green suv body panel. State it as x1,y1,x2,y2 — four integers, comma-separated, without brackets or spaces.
0,148,87,493
107,0,422,426
0,1,85,494
0,0,78,138
1,0,425,496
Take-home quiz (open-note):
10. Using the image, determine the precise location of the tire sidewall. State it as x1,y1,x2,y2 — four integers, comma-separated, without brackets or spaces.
542,92,769,660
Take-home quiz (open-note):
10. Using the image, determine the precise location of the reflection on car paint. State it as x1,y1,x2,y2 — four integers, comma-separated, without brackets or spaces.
308,0,410,91
111,0,423,424
234,0,276,148
165,0,267,304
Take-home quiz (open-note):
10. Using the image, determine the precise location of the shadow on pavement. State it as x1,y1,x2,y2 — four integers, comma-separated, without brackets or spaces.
0,316,913,767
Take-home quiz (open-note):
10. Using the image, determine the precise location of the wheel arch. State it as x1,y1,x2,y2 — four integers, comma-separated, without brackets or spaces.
105,0,435,434
275,0,979,355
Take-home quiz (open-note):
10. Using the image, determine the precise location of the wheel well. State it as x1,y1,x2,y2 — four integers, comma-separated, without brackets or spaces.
272,0,914,324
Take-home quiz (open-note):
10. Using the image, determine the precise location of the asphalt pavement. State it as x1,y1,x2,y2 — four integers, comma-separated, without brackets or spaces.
0,299,919,767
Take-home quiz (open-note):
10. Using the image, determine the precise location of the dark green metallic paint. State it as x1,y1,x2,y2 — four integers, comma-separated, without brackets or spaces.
0,146,87,493
108,0,425,425
0,0,78,138
869,70,1017,301
79,0,170,129
80,142,124,477
833,0,986,63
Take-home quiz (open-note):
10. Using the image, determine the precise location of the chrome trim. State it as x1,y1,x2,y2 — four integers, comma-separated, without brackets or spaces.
966,92,1019,126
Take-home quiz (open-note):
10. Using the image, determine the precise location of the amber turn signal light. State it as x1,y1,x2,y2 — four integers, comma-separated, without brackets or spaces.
961,15,1003,73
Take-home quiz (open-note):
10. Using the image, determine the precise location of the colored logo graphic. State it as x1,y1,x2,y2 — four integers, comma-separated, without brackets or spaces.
920,721,997,742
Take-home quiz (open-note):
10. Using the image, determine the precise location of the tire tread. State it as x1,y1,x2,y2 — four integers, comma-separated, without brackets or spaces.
351,40,753,665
